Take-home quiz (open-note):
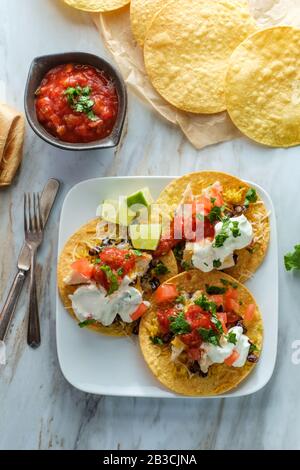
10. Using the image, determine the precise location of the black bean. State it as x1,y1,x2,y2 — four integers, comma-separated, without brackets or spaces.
89,246,102,256
132,322,140,336
247,354,258,363
217,305,224,313
189,362,200,374
150,277,161,291
162,333,174,344
233,253,239,264
236,320,247,334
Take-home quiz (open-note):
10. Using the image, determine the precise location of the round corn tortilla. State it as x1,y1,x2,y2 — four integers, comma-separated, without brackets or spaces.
225,26,300,147
139,270,263,396
57,218,178,336
143,0,256,114
63,0,130,12
156,171,270,283
130,0,164,47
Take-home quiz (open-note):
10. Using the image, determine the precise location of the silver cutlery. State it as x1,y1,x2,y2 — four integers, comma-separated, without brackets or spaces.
0,179,60,344
24,193,44,348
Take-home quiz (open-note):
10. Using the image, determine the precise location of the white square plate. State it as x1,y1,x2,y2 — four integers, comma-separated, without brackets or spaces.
56,176,278,398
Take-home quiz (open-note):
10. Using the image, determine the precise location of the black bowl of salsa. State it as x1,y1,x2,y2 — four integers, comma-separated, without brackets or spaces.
24,52,127,151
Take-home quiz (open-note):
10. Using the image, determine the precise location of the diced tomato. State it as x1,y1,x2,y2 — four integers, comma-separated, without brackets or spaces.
244,304,256,323
154,284,179,305
226,312,241,325
185,305,211,329
71,259,94,279
210,183,224,207
224,350,240,366
131,303,148,321
209,295,224,307
157,307,176,334
92,265,109,290
180,329,202,348
99,247,136,274
187,347,201,361
217,312,228,334
225,288,239,301
225,288,239,312
226,299,240,314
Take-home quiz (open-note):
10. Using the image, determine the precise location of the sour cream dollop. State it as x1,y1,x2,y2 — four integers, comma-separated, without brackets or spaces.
70,277,146,326
199,326,251,373
187,215,253,273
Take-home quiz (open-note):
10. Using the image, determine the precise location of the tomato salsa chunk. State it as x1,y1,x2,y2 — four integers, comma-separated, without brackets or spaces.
35,63,119,143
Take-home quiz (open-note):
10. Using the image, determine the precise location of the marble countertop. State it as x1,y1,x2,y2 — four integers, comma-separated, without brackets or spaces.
1,0,300,451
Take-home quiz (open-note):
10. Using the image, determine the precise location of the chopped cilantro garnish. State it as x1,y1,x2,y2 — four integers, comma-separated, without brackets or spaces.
132,249,143,257
213,259,222,268
220,278,238,289
169,311,191,335
153,262,169,276
196,213,205,222
175,294,186,304
249,343,259,354
213,218,230,248
150,336,164,345
78,319,97,328
210,197,216,204
194,294,223,334
205,285,226,295
173,244,184,262
199,328,220,346
64,85,98,121
245,188,258,207
231,221,241,238
284,245,300,271
125,254,131,260
194,294,217,315
181,261,192,271
100,265,119,294
227,332,237,345
117,268,124,276
207,205,224,224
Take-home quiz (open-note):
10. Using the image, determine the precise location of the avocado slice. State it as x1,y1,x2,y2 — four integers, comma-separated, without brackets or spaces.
129,223,162,251
127,187,154,210
98,199,136,226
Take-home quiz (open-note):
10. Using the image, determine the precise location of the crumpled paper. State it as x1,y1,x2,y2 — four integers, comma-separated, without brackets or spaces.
93,0,300,149
0,341,6,366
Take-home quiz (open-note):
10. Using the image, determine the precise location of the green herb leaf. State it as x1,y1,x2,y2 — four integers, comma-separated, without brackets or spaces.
64,85,97,121
213,218,230,248
249,343,259,354
196,213,205,222
78,319,97,328
199,328,220,346
213,259,222,269
245,188,258,207
153,262,170,276
169,311,191,335
194,294,217,315
231,221,241,238
150,336,164,345
227,332,237,345
284,245,300,271
181,261,192,271
205,285,227,295
175,295,186,304
173,244,184,262
100,265,119,295
117,268,124,276
132,249,143,257
194,294,223,333
207,205,224,224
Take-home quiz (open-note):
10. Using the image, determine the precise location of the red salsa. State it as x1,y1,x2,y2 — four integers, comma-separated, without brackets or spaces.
35,63,119,143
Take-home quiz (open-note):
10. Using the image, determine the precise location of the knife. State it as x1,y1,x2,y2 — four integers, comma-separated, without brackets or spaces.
0,178,60,341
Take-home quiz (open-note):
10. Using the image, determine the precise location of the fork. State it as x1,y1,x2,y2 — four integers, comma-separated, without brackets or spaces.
24,193,44,349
